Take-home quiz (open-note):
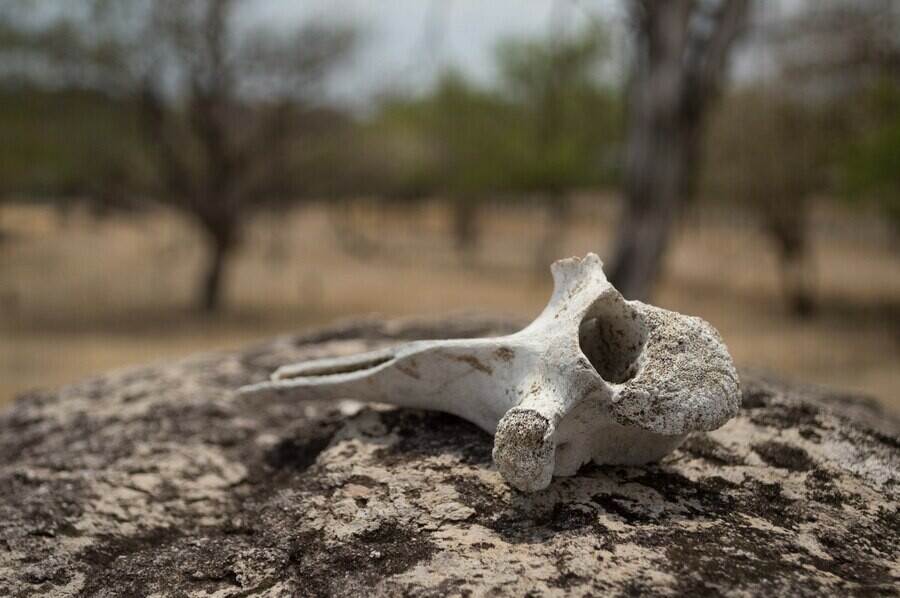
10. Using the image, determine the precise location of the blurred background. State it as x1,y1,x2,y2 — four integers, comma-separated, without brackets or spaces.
0,0,897,409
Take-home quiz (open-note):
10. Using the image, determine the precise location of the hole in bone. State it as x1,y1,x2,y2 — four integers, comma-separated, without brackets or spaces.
578,294,647,384
279,354,394,379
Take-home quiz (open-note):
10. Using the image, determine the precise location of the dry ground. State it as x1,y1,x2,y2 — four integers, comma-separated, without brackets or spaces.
1,198,898,411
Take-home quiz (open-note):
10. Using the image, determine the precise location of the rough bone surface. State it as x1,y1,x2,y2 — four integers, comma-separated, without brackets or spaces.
1,317,898,596
241,253,741,491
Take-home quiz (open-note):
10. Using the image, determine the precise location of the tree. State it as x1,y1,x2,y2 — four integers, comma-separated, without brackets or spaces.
702,0,899,315
608,0,750,299
772,0,900,233
374,72,515,264
703,91,828,316
364,25,621,267
0,0,355,311
772,0,899,95
495,24,621,270
841,82,900,233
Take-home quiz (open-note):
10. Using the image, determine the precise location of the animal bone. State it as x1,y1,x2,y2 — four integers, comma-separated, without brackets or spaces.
239,253,741,492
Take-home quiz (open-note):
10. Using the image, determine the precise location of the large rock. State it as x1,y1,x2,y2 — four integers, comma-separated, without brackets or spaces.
1,316,897,597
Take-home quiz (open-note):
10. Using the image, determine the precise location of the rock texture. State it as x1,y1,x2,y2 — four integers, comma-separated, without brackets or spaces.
1,316,898,597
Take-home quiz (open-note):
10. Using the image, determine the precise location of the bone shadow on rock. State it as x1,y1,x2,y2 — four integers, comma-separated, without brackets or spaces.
254,405,496,479
277,405,742,545
472,462,743,545
369,408,496,467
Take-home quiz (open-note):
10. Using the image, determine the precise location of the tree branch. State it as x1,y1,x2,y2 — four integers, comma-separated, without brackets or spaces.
139,82,195,204
689,0,751,107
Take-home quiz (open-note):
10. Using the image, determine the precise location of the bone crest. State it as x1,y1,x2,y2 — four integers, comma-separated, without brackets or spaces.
239,253,741,492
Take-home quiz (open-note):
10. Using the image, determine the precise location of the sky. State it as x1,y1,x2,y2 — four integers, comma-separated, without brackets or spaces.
12,0,803,107
243,0,789,110
248,0,624,106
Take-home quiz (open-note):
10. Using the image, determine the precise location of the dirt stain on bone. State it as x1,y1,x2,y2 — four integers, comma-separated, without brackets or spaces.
396,360,421,380
448,354,494,375
495,347,516,363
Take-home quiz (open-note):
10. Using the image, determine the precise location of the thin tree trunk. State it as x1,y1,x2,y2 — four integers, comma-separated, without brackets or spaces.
198,223,235,313
534,195,570,276
453,199,479,266
769,215,814,318
779,246,813,318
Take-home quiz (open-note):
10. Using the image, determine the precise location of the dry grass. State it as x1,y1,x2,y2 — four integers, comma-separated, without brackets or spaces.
1,199,898,412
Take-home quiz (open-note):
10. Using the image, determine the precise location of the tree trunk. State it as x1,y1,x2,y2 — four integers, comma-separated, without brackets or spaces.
533,195,570,276
608,110,698,299
198,224,235,313
608,0,694,300
769,214,814,318
453,199,480,266
779,246,814,318
608,0,748,300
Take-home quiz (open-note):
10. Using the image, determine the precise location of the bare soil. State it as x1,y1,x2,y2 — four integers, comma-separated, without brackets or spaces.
0,198,897,410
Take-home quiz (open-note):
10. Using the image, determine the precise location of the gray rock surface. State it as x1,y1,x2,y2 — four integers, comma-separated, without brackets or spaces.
1,316,898,597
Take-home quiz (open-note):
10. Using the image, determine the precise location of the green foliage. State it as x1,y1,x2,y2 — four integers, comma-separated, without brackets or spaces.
0,14,622,210
496,26,622,194
406,72,521,196
838,81,900,222
0,88,150,199
701,90,831,212
702,79,900,234
365,25,623,202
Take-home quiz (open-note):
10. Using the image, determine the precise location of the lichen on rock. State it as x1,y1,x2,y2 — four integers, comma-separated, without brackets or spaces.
1,316,897,596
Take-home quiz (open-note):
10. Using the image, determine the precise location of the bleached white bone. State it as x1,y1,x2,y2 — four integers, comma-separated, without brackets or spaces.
239,253,741,492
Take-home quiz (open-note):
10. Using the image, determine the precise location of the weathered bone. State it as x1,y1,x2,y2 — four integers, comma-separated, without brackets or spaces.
239,253,741,492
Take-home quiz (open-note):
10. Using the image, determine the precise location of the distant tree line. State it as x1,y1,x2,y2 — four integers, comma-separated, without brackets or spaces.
0,0,356,311
0,0,896,315
703,0,899,315
357,24,623,266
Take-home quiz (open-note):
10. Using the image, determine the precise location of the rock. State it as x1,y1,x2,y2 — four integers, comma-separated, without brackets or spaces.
1,316,898,597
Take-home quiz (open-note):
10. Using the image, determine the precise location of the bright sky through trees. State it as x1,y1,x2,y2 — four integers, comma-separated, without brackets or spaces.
247,0,622,107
